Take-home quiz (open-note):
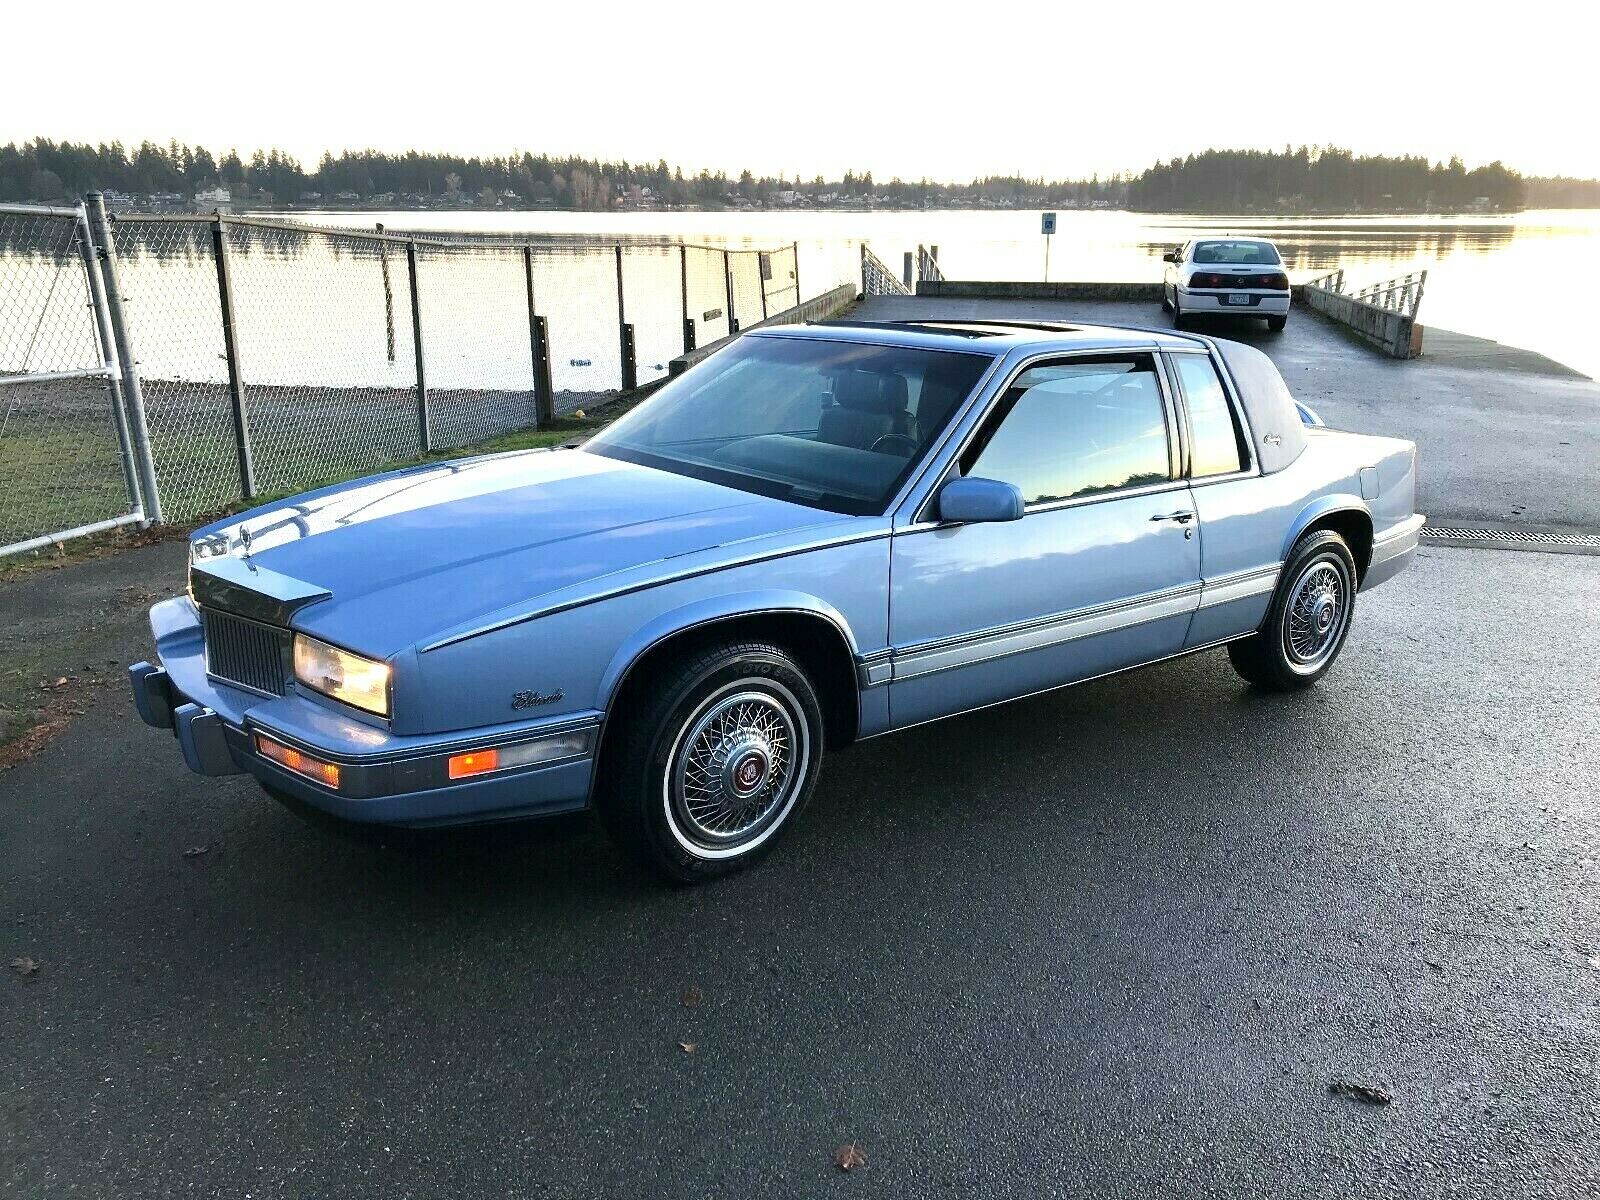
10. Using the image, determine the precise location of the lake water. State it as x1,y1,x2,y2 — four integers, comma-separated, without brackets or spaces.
308,207,1600,380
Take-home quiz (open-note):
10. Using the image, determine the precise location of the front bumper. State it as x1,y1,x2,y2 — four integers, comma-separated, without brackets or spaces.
130,599,600,827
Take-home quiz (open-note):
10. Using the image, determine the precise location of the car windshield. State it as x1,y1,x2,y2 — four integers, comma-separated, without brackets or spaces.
1193,240,1282,265
585,335,993,515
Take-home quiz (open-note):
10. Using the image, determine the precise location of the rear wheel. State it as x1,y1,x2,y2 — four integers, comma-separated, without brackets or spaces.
1267,314,1287,332
596,640,824,882
1228,530,1357,691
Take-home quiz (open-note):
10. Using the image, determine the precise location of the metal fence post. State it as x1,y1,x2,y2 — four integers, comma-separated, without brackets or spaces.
406,241,430,452
680,245,694,353
792,240,801,306
522,245,546,427
723,249,738,334
72,205,142,517
531,315,554,425
903,251,914,290
210,215,256,500
85,192,162,524
377,222,396,362
615,245,636,391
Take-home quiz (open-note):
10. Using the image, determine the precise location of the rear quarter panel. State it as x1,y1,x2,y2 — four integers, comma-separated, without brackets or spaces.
1186,430,1416,645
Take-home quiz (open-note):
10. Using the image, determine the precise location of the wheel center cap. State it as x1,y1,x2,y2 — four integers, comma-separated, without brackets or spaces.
723,741,772,800
1312,593,1337,633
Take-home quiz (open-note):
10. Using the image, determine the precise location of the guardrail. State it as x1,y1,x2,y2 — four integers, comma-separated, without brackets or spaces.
860,244,911,296
1301,269,1426,359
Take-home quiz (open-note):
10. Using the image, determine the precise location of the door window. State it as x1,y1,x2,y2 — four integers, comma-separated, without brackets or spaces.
961,355,1173,506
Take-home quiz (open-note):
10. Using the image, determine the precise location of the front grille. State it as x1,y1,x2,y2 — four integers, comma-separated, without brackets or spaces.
202,609,289,696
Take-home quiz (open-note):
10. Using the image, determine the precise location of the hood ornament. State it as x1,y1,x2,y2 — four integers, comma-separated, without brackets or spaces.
238,526,253,557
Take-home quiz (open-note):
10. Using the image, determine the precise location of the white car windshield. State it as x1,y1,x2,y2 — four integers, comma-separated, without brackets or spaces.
586,335,993,515
1193,240,1282,265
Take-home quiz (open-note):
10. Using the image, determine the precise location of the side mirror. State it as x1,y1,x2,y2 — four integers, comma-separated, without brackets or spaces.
1161,251,1178,263
937,477,1024,524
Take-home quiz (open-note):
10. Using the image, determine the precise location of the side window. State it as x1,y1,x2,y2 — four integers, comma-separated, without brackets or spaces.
962,355,1172,506
1172,354,1246,477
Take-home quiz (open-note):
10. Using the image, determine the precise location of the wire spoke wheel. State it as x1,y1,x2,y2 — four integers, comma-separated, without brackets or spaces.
1282,555,1351,671
665,682,810,857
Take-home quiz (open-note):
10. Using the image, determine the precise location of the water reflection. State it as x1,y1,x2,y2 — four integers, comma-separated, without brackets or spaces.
1137,220,1517,274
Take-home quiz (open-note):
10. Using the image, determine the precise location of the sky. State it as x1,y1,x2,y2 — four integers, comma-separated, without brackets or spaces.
3,0,1595,180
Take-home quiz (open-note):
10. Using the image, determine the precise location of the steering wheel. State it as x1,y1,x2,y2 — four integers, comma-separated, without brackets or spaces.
869,433,918,457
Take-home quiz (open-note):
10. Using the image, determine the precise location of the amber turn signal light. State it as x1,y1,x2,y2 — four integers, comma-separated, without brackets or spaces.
447,748,500,780
255,733,342,789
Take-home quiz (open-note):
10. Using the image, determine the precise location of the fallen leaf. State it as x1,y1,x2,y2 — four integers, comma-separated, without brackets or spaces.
9,957,39,978
678,1041,697,1054
680,985,702,1008
834,1142,867,1172
1329,1079,1391,1106
52,677,69,689
182,845,210,859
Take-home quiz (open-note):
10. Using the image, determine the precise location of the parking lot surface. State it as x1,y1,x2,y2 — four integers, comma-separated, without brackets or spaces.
4,544,1597,1198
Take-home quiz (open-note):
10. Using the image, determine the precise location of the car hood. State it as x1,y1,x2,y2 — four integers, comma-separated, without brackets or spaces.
192,449,848,657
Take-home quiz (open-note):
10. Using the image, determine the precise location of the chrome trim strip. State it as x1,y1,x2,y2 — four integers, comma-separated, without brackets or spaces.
891,580,1203,682
1370,514,1425,565
1197,563,1281,609
856,634,1251,740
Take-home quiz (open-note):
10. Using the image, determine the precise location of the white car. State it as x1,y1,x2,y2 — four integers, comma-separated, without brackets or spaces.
1163,237,1291,332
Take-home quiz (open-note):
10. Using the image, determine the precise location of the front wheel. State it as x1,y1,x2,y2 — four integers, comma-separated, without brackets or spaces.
1228,530,1358,691
596,640,824,881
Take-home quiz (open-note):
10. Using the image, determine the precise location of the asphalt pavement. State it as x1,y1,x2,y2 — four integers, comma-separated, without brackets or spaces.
4,544,1598,1198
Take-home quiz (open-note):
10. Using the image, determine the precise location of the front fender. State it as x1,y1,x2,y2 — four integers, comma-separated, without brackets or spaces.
1281,493,1370,561
597,589,862,710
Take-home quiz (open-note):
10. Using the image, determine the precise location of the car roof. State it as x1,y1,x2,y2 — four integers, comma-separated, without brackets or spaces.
758,319,1210,355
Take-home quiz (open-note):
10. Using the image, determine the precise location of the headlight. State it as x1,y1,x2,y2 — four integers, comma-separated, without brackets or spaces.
293,634,391,716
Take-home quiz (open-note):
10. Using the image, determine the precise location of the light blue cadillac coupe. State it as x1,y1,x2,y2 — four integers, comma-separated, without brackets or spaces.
131,319,1422,879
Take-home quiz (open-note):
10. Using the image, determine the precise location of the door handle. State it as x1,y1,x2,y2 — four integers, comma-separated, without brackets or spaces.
1150,510,1195,524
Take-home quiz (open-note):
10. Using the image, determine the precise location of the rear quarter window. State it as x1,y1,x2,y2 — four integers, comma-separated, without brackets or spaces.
1172,354,1247,477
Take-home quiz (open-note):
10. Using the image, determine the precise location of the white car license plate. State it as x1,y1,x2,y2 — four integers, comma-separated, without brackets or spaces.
1226,293,1251,305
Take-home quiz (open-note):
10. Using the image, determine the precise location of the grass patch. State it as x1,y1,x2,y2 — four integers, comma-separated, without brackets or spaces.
0,415,601,582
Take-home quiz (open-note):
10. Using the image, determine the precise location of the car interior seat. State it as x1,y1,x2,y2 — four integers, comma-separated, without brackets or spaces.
817,370,917,452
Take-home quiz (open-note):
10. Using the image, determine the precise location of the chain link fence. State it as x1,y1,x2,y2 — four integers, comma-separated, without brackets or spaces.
0,204,143,555
1,203,850,554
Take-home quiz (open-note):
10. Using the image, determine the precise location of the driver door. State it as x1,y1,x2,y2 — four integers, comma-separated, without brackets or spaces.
888,352,1202,728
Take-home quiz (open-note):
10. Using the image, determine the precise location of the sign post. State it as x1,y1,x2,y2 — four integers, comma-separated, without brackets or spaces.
1041,211,1057,282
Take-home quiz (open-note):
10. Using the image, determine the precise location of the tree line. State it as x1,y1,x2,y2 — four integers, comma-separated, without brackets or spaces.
1,137,1585,212
1127,147,1525,212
